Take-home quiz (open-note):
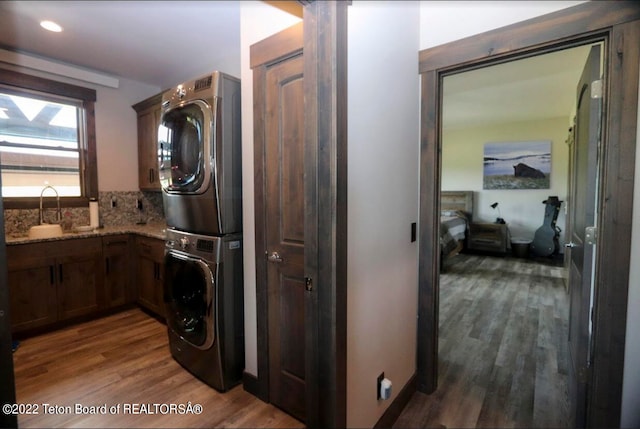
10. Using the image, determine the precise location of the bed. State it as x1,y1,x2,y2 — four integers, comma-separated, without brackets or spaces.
440,191,473,267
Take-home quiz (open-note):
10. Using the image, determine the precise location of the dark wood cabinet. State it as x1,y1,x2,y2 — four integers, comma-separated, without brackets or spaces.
468,223,509,254
7,256,57,332
7,233,166,334
102,235,132,308
7,238,103,333
132,93,163,191
57,249,103,320
134,236,165,318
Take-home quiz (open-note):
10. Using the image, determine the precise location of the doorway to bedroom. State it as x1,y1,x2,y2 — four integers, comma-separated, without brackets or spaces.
414,4,639,428
412,42,600,427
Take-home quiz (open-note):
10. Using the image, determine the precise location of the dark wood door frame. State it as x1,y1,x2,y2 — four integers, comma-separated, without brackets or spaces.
302,2,348,427
250,17,304,408
0,174,17,428
251,1,348,427
417,2,640,427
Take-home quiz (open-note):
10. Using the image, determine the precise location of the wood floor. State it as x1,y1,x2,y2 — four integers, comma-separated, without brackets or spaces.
394,254,570,429
11,309,303,428
11,254,569,429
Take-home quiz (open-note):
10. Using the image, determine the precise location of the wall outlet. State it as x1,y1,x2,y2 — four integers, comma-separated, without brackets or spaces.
380,377,392,400
377,372,384,400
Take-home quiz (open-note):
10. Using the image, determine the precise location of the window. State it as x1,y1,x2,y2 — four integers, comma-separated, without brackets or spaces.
0,91,83,197
0,69,97,208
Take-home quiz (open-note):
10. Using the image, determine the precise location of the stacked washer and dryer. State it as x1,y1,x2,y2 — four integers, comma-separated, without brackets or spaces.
157,71,243,392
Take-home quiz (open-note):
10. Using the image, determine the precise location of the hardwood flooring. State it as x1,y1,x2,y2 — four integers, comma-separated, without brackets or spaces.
11,309,303,428
11,254,569,428
394,254,569,429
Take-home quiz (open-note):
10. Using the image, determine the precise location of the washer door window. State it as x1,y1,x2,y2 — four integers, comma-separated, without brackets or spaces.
158,100,214,194
164,252,216,350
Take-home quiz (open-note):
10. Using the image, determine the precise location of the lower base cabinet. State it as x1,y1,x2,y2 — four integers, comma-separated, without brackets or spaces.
134,236,165,318
103,235,133,308
7,255,58,332
7,233,165,334
7,238,104,333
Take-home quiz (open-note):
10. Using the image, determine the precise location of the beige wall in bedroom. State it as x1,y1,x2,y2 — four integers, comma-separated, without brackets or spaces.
441,116,570,244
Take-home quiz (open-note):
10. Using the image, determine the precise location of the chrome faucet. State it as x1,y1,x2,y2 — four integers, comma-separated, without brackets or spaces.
39,185,62,225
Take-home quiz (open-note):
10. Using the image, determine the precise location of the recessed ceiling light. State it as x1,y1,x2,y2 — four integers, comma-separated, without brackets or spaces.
40,20,63,33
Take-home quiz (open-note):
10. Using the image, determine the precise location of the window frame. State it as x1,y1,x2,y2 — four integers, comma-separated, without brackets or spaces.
0,68,98,209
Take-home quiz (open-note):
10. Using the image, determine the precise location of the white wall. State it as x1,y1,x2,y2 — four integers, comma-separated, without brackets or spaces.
442,117,570,242
239,1,301,377
419,1,588,49
347,2,419,427
94,78,161,191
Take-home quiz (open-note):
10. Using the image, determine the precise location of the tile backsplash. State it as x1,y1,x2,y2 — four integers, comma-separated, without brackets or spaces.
3,191,165,236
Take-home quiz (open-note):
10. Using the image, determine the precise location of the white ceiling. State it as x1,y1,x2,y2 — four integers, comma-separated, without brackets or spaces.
0,1,242,89
0,1,594,127
443,44,594,129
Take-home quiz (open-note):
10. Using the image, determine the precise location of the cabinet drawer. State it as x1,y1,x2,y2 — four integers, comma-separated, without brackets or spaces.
469,238,504,252
8,237,102,264
135,237,165,260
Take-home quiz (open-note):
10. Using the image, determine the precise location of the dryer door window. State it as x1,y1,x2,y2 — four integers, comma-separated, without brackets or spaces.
164,252,216,350
158,100,213,194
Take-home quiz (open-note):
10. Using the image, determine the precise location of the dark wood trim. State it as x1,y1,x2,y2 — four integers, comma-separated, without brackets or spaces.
3,196,90,210
0,68,99,204
588,18,640,428
242,370,260,398
0,68,97,101
416,70,440,394
417,2,640,427
0,173,17,429
250,22,304,405
253,57,269,403
303,1,348,427
132,93,163,113
373,374,417,429
302,5,319,426
263,1,304,19
84,100,98,199
418,2,640,74
250,22,303,70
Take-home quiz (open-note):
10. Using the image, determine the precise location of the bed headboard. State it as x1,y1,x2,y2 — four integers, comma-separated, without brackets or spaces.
441,191,474,221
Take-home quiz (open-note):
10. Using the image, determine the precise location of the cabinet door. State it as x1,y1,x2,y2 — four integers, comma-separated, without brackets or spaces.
134,94,162,191
57,251,103,320
155,257,165,316
7,256,57,333
103,235,132,308
135,237,165,317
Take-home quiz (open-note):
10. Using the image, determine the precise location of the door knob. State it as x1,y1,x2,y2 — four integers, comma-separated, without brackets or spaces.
267,251,283,263
565,242,578,248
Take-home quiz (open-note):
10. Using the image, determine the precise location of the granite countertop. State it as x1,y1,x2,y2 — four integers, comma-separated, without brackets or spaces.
5,222,167,245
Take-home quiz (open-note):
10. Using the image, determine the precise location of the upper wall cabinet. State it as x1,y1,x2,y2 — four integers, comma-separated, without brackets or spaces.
133,93,163,191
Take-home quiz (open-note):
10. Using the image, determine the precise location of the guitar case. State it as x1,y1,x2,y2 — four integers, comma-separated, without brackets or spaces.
530,196,563,257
